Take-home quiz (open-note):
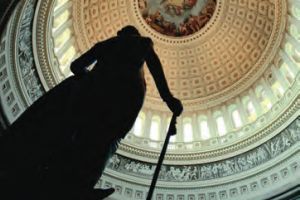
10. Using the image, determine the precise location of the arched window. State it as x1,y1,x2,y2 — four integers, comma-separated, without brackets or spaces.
53,10,71,29
150,116,160,141
232,109,242,128
199,116,210,140
54,28,71,49
133,112,145,137
256,85,272,112
200,121,210,140
272,82,285,99
247,101,256,121
228,104,243,129
59,46,76,66
183,118,193,142
261,90,272,111
216,116,227,136
243,96,256,122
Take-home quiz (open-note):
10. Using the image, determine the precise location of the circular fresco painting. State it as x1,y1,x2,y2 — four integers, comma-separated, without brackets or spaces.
138,0,217,37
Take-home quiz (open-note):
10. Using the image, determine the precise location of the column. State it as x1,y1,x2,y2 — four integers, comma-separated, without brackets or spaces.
207,110,218,138
192,113,201,141
143,110,153,139
159,112,168,140
176,116,184,142
222,105,234,133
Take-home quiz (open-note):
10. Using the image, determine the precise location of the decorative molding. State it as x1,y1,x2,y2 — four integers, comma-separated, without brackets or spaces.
33,0,57,90
15,0,44,104
108,115,300,181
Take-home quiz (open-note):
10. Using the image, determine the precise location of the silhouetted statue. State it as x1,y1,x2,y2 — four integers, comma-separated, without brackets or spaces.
0,25,183,200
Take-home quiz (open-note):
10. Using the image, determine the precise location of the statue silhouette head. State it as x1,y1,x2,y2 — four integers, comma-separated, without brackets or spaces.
117,25,140,36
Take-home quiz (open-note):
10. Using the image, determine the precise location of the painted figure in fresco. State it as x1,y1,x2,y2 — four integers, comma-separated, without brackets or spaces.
141,0,217,37
162,0,197,14
0,25,183,200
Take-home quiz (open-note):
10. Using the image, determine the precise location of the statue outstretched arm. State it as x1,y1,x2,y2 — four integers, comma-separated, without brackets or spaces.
70,43,99,75
145,44,172,101
145,43,183,116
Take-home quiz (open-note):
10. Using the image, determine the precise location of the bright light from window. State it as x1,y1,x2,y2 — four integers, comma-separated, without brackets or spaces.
200,120,210,140
232,110,242,128
54,28,71,49
261,99,272,111
55,0,69,9
53,10,70,29
183,122,193,142
280,63,295,84
59,46,76,66
150,117,160,141
216,116,227,136
170,135,176,142
272,82,285,98
261,90,272,112
247,101,256,122
133,116,143,137
285,63,296,78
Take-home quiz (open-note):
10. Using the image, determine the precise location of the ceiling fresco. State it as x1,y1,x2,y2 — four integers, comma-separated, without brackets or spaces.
138,0,217,37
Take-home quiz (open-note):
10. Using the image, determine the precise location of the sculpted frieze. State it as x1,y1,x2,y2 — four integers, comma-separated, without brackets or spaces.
17,0,44,102
107,117,300,181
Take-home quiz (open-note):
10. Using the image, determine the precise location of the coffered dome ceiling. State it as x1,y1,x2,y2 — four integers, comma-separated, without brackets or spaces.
72,0,283,110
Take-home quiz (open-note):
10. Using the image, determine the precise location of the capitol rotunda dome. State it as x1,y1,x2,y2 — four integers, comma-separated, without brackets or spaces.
0,0,300,199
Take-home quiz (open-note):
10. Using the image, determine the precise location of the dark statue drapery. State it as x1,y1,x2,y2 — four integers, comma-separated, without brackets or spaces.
0,26,183,200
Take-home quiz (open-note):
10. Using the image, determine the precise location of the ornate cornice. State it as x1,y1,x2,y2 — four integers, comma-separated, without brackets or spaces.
33,0,57,90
